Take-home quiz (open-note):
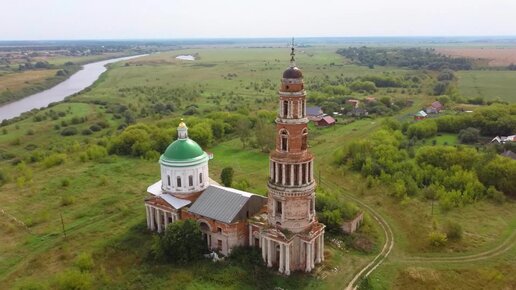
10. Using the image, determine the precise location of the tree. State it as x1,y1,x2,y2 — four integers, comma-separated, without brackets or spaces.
220,167,234,187
433,81,449,95
458,127,480,144
235,118,252,148
254,118,275,152
152,219,206,263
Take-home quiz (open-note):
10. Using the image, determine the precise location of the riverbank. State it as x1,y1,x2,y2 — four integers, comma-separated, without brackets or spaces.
0,54,147,122
0,52,138,106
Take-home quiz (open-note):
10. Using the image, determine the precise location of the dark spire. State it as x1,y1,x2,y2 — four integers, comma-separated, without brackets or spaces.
290,37,296,66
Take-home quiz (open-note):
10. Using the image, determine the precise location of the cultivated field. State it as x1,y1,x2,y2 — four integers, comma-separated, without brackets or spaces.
436,47,516,67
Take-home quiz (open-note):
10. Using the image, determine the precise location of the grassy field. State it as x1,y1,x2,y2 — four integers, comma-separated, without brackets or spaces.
436,47,516,67
456,70,516,102
0,47,514,289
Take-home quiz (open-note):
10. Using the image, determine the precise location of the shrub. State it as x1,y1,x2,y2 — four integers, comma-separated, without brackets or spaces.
42,153,66,168
458,127,480,144
89,124,102,132
151,219,206,263
61,127,78,136
81,129,92,135
0,170,8,185
444,221,463,241
220,167,234,187
61,178,70,187
486,186,506,204
428,231,447,247
86,145,108,161
74,253,94,272
54,269,93,290
60,195,75,206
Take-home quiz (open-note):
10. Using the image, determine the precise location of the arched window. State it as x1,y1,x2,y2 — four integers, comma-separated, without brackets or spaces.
188,175,193,187
199,172,203,184
176,176,182,187
283,100,289,118
301,128,308,150
280,129,289,151
167,175,171,186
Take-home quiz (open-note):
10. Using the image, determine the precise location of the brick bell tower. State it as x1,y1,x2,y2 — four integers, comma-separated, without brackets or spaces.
267,42,316,233
250,39,325,275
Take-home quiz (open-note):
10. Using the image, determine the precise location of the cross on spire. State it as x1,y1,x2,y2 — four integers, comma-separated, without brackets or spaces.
290,37,296,66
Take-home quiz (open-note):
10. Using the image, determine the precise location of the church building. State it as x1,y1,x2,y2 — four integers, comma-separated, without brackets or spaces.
144,45,325,274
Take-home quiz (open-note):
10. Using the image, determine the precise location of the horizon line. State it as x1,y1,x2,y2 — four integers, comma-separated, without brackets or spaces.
2,35,516,42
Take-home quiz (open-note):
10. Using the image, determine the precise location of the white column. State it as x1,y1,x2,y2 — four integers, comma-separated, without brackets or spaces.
145,206,150,229
156,209,162,233
281,201,285,221
298,164,302,185
262,237,267,261
275,162,279,183
305,242,311,272
311,241,316,269
290,164,294,186
282,164,286,185
305,163,309,183
285,244,290,275
267,239,273,267
150,207,155,231
315,236,321,263
164,211,169,229
321,233,325,261
270,162,273,180
279,243,284,273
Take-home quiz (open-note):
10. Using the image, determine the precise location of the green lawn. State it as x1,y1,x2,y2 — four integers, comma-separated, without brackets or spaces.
457,70,516,102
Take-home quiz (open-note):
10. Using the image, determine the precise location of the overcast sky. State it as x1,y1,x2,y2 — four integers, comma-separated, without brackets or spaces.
1,0,515,40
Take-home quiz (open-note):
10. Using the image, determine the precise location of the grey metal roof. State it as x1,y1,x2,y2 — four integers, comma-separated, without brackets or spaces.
188,185,264,224
307,106,323,116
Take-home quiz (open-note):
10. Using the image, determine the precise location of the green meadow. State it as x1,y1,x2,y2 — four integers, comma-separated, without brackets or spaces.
0,47,514,289
457,70,516,102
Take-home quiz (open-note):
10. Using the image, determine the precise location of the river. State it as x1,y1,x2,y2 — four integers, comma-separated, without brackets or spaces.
0,54,147,121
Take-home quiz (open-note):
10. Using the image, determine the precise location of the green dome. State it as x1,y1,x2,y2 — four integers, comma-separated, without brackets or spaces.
161,139,204,161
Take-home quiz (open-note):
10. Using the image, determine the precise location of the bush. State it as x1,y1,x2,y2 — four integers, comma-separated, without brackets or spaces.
151,219,206,263
60,195,75,206
444,221,463,241
428,231,447,247
220,167,234,187
89,124,102,132
61,178,70,187
61,127,78,136
54,269,93,290
81,129,92,135
85,145,108,161
458,127,480,144
74,253,94,272
42,153,66,168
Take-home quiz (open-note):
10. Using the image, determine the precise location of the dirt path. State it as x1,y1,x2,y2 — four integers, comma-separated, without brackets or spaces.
401,230,516,263
320,180,395,290
320,179,515,289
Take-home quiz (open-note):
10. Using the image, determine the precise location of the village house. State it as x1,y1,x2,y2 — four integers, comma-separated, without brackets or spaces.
316,115,336,127
426,101,443,114
501,150,516,160
347,107,368,118
414,110,427,120
491,135,516,144
346,99,360,108
306,106,324,121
